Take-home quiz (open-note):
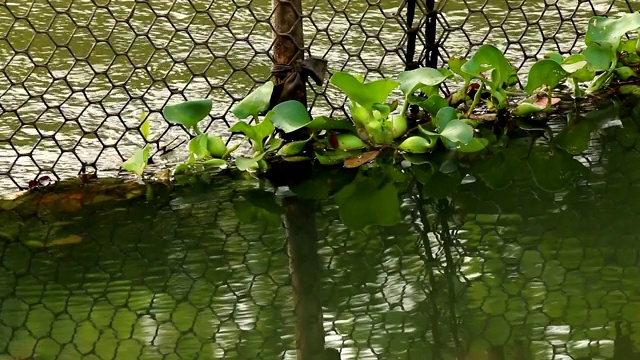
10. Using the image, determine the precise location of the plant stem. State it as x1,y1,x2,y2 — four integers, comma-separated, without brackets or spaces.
399,97,410,119
466,84,483,117
253,114,260,125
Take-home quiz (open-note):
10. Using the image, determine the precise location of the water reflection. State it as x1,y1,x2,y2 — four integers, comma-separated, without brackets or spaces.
2,94,640,358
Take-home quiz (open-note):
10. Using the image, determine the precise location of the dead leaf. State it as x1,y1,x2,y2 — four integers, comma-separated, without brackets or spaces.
533,96,561,108
469,113,498,122
343,150,380,168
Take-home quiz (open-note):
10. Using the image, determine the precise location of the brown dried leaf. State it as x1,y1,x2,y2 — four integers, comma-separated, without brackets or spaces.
343,150,380,168
533,96,561,108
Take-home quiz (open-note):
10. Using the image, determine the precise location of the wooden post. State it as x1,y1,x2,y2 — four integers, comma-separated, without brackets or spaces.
271,0,304,70
271,0,305,84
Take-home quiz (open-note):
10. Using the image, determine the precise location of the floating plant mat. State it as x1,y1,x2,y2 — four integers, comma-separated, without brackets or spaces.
0,176,174,248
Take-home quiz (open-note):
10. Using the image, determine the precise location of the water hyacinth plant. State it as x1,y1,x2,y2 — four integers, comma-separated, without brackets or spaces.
121,12,640,181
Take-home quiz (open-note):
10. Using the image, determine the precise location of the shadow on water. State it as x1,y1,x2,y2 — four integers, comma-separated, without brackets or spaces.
4,95,640,359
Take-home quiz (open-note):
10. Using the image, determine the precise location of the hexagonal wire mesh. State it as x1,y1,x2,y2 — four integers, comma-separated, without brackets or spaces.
0,0,419,194
2,2,640,359
2,1,638,195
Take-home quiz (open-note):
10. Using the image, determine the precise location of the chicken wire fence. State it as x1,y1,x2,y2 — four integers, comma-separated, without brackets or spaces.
1,0,640,193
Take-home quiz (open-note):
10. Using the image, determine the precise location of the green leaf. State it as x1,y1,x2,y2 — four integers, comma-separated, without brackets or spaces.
122,145,150,177
448,57,472,83
236,151,267,171
207,135,227,158
389,114,408,138
305,116,356,133
461,44,517,88
435,106,458,130
334,175,402,230
398,136,436,153
270,100,312,133
582,45,613,72
397,67,451,96
189,133,210,158
232,81,274,119
202,158,228,167
563,54,595,82
512,102,545,116
266,137,283,152
524,59,568,94
458,137,489,153
545,52,565,63
334,133,367,150
330,72,400,109
277,138,311,156
439,120,474,146
163,99,212,128
419,94,449,118
315,150,361,165
140,112,150,140
585,13,640,55
615,66,638,81
618,38,640,66
229,115,274,150
371,103,391,119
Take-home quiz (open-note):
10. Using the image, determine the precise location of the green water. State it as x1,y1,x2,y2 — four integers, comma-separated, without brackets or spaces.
2,95,640,359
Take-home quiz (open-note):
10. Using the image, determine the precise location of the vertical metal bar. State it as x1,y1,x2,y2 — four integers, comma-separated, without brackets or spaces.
425,0,438,68
405,0,418,71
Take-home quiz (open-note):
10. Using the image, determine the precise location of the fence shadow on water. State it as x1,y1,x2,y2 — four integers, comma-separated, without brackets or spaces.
2,95,640,358
1,0,640,192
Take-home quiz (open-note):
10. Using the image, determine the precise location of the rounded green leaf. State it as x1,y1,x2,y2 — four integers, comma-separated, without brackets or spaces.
440,119,474,145
458,137,489,153
420,94,449,118
512,102,545,116
524,59,568,94
398,136,434,153
236,152,267,172
390,114,407,139
270,100,312,133
232,81,274,119
277,139,310,156
397,67,451,96
435,106,458,130
351,104,369,125
207,135,227,158
163,99,212,128
334,133,367,150
330,71,399,109
189,133,210,159
461,44,517,87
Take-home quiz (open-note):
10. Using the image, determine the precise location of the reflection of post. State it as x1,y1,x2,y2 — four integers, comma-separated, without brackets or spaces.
283,196,326,360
